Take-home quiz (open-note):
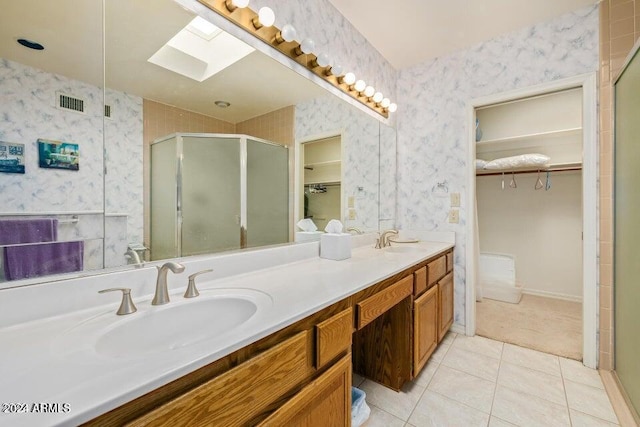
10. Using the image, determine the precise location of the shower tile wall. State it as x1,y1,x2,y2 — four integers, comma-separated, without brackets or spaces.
396,5,599,327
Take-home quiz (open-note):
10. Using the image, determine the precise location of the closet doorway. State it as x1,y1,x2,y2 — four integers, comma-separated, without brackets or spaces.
297,135,342,231
466,74,598,367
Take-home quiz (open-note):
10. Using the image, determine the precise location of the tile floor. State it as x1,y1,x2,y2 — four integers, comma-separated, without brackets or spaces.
357,333,619,427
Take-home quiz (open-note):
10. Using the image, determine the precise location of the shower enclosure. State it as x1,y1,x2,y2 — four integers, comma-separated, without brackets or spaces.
150,133,289,260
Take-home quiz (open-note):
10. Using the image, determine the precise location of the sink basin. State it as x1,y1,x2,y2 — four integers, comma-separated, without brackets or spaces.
64,288,272,359
384,245,423,254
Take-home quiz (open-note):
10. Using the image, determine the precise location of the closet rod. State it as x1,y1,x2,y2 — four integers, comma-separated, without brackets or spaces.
476,166,582,177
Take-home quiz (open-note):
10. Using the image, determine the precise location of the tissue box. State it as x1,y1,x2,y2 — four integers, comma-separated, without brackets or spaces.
295,231,324,243
320,233,352,260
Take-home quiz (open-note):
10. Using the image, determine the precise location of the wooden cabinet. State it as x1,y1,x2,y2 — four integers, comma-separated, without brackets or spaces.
127,331,312,427
413,266,427,296
259,355,352,427
438,272,454,342
413,285,439,376
315,308,353,369
427,255,446,287
356,275,412,329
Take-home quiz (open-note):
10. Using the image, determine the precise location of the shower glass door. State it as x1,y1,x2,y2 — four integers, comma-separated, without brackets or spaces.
181,135,241,256
246,138,289,248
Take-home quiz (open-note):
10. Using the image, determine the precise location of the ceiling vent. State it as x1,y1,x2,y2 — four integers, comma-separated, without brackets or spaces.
56,92,85,114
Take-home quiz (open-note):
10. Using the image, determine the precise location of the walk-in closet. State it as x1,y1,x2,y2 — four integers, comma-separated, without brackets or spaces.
474,88,584,360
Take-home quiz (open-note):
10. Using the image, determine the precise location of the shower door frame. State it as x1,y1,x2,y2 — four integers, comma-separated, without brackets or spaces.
465,73,598,368
152,133,289,258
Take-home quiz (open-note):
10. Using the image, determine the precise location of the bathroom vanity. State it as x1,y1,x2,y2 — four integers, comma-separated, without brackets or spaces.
0,238,454,427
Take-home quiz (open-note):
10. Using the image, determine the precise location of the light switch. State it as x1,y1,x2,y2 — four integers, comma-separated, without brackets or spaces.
348,209,356,220
347,196,355,208
448,209,459,223
450,193,460,207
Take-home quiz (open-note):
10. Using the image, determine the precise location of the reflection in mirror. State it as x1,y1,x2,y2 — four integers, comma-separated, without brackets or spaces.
0,0,392,288
0,0,104,285
379,123,397,230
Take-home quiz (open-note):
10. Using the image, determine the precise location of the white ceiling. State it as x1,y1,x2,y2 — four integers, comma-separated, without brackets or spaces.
327,0,598,69
1,0,324,123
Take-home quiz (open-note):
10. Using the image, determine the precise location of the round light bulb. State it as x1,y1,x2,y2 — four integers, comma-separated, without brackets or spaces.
258,7,275,27
388,103,398,113
280,24,297,42
300,38,315,54
316,53,331,67
226,0,249,11
330,64,344,76
343,72,356,85
364,86,375,98
354,80,366,93
381,98,391,108
373,92,383,103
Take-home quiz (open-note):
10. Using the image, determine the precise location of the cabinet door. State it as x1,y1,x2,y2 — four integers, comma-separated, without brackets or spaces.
259,355,352,427
438,272,454,342
413,285,439,377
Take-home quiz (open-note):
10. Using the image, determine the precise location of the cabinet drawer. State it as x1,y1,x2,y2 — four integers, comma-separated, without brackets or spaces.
357,275,413,329
427,255,446,286
315,308,353,369
128,331,312,427
414,266,427,296
446,251,453,273
258,355,352,427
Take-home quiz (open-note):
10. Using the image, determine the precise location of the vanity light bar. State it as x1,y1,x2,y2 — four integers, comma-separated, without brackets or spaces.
197,0,392,118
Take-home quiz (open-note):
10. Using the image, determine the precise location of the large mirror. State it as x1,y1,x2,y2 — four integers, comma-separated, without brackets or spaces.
0,0,396,288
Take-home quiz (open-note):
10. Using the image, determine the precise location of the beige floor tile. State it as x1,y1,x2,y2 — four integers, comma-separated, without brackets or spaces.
452,334,504,359
489,416,517,426
430,341,451,362
428,365,495,413
359,379,424,421
569,409,620,426
564,380,618,424
412,359,439,387
492,385,571,427
441,331,457,345
560,357,605,389
362,404,405,427
502,343,561,376
498,361,566,405
353,372,366,388
408,390,490,427
441,347,500,381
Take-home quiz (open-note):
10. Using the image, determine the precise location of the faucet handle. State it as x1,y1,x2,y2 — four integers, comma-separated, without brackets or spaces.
184,269,214,298
99,288,137,315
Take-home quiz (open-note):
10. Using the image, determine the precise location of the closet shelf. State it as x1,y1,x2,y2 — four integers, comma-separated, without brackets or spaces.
476,127,582,150
304,160,341,169
476,162,582,177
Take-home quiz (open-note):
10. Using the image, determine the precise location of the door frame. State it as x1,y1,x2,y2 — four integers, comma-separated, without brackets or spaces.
464,73,598,368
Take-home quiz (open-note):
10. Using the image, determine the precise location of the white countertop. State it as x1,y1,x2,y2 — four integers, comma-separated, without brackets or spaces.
0,240,453,426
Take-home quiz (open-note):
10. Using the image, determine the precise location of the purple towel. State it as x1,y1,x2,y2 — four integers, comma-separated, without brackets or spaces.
0,218,58,245
4,241,84,281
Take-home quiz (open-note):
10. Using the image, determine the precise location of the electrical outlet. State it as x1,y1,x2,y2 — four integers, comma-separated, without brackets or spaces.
348,209,357,220
450,192,460,207
448,209,459,223
347,196,355,208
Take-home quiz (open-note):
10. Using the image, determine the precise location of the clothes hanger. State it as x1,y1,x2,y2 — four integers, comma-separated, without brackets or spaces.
545,171,552,191
535,170,544,190
509,171,517,188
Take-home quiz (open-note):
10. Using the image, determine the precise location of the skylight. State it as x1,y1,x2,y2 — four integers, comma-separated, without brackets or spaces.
148,16,255,82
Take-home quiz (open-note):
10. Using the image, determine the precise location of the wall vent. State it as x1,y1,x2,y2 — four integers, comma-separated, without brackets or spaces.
104,104,112,119
56,92,85,114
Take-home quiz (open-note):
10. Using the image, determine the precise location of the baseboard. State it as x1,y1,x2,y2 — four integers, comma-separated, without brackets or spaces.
450,323,466,335
600,370,640,427
522,288,583,303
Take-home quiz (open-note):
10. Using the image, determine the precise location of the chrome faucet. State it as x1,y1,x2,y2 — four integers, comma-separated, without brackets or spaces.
152,262,185,305
376,229,398,249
